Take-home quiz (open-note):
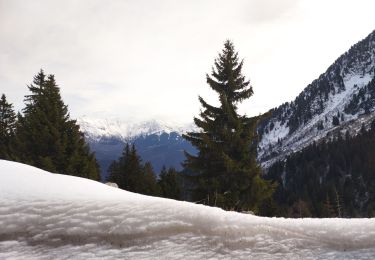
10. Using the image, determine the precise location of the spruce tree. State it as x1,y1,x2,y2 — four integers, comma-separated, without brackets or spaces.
143,162,161,196
183,40,275,212
0,94,17,160
124,144,144,192
108,144,160,196
16,70,100,180
158,166,182,200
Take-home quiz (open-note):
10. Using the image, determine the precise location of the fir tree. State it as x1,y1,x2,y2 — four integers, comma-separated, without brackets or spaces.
322,194,335,217
16,70,100,180
107,144,160,196
0,94,17,160
183,40,275,212
107,158,122,186
332,115,340,126
158,166,182,200
109,144,132,186
124,144,145,192
334,188,342,217
288,199,312,218
143,162,161,196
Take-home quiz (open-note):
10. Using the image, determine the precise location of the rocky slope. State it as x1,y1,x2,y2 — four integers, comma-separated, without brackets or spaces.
258,30,375,168
78,30,375,177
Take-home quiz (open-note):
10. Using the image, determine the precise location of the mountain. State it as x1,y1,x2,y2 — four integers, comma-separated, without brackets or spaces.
79,30,375,180
267,121,375,217
256,30,375,218
2,159,375,259
78,117,196,180
258,30,375,168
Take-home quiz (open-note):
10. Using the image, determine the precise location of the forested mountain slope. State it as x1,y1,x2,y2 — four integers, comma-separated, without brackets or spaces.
258,30,375,167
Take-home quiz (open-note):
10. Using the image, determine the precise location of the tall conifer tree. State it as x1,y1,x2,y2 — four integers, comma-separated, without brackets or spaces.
17,70,100,180
183,41,274,212
107,144,159,196
143,162,161,196
158,166,182,200
0,94,17,160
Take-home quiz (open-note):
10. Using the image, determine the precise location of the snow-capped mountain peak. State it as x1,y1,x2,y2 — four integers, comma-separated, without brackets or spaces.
77,116,195,142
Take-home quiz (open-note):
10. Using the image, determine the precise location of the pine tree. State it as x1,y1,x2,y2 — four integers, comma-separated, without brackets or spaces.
0,94,17,160
322,194,335,217
158,166,182,200
183,40,275,212
334,188,343,217
124,144,145,192
332,115,340,126
108,144,160,196
288,199,312,218
108,144,133,189
143,162,161,196
16,70,100,180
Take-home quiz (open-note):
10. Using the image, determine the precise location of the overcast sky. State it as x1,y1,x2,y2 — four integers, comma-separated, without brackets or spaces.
1,0,374,123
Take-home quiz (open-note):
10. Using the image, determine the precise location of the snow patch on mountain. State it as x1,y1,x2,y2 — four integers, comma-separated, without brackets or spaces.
258,121,289,150
259,73,374,168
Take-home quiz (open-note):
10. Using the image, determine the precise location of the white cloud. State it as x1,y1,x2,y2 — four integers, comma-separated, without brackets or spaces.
0,0,374,123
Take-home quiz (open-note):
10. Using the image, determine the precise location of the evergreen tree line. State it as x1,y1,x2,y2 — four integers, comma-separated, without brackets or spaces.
0,70,100,180
1,41,274,213
266,122,375,218
1,70,182,200
106,143,182,200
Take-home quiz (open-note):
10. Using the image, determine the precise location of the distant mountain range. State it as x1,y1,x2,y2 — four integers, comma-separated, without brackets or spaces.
79,30,375,181
77,117,196,180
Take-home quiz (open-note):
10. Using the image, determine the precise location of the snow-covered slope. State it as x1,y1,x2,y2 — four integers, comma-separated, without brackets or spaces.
258,30,375,167
1,160,375,259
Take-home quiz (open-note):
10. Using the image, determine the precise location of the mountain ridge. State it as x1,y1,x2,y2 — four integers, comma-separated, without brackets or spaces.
78,116,195,142
77,117,196,179
257,30,375,167
78,30,375,177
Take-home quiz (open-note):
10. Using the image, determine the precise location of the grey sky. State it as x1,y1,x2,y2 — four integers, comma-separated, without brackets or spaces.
1,0,374,123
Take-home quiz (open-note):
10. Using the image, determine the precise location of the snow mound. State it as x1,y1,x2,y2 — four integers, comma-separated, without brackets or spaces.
1,160,375,259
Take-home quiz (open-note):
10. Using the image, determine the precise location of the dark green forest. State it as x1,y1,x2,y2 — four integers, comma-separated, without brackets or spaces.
106,143,182,199
1,70,100,180
267,122,375,218
0,70,181,200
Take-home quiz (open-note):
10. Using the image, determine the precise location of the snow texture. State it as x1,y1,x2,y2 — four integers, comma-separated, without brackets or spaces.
1,160,375,259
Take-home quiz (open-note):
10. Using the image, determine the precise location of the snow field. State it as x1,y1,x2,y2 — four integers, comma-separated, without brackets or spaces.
1,160,375,259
